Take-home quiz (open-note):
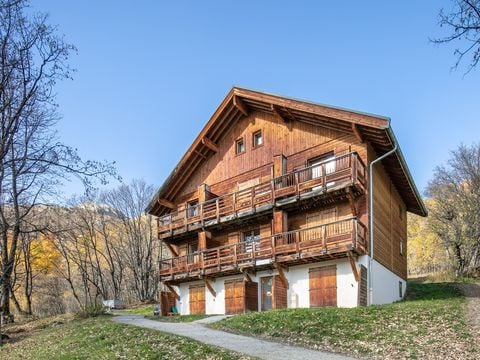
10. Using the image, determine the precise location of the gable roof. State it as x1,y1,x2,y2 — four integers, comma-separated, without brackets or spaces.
147,87,427,217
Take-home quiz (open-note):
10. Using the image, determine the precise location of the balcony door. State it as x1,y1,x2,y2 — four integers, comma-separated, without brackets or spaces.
242,228,260,253
187,242,199,264
308,152,336,190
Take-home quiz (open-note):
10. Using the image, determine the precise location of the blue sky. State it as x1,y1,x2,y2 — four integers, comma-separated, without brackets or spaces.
34,1,479,197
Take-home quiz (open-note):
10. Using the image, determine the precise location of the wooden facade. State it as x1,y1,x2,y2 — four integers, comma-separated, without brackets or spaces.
148,87,426,311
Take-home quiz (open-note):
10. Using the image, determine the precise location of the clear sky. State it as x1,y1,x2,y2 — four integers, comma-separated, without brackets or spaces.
34,1,479,197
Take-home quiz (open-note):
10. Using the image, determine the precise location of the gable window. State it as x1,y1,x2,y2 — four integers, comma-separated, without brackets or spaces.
400,240,404,256
235,137,245,155
187,200,199,218
242,228,261,253
252,130,263,148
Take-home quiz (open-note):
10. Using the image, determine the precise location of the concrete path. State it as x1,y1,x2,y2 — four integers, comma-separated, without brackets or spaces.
113,314,353,360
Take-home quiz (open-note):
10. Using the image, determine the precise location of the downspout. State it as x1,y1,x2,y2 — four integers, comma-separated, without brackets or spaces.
368,143,397,305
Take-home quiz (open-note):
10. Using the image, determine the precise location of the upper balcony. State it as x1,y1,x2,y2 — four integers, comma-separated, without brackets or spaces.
157,152,366,239
159,217,367,283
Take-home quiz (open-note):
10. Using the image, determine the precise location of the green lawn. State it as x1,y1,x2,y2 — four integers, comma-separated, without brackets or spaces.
1,315,251,360
211,282,476,359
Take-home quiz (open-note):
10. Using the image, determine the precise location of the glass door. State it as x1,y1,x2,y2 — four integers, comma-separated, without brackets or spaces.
261,277,273,311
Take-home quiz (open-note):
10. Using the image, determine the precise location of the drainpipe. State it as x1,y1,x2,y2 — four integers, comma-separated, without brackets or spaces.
368,143,397,305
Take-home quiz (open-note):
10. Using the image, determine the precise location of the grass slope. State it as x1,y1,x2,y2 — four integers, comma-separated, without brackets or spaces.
119,305,210,322
1,316,250,360
211,282,476,359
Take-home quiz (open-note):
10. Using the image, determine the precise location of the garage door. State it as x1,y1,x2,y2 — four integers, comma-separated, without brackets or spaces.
189,285,205,315
225,279,244,314
309,265,337,307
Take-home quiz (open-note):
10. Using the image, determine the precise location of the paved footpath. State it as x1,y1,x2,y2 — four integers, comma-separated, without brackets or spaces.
113,314,353,360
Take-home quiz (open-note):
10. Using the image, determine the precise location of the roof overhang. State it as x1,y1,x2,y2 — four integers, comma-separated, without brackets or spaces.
147,87,427,217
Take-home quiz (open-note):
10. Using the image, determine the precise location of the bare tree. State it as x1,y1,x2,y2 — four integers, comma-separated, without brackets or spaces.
427,143,480,276
0,0,117,319
433,0,480,72
102,180,159,302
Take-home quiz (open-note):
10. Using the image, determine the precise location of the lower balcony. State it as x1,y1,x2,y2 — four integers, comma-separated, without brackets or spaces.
159,217,367,283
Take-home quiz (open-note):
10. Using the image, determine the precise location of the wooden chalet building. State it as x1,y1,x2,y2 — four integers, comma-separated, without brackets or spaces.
147,87,427,315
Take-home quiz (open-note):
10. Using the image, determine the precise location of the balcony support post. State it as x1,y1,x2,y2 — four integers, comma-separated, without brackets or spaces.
347,251,359,282
165,284,180,301
274,263,289,289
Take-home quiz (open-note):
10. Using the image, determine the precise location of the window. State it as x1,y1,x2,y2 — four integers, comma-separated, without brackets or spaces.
187,200,199,218
400,240,404,256
399,281,403,298
252,130,263,148
242,228,261,252
235,137,245,155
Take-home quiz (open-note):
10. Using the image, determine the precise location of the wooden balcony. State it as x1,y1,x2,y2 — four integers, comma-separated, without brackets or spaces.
159,217,367,283
158,152,366,239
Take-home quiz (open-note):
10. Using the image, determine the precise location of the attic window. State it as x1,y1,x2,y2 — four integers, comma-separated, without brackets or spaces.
236,138,245,155
252,130,263,148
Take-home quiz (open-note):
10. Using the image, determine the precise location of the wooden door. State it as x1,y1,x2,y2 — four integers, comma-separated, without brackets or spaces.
261,276,273,311
189,285,205,315
309,265,337,307
225,279,244,314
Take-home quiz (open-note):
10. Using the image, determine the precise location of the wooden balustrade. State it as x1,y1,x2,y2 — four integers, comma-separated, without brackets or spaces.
157,152,366,237
159,218,367,280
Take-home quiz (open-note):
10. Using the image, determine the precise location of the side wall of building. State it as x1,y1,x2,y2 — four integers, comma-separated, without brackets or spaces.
368,144,408,280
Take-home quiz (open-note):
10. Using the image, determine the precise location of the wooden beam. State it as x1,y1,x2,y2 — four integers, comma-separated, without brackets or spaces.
233,95,249,116
274,264,289,289
271,104,288,123
352,123,364,143
242,271,253,283
194,149,208,160
201,137,219,153
204,278,216,297
347,251,360,282
284,107,297,122
157,198,176,210
165,284,180,300
346,188,357,217
165,242,178,257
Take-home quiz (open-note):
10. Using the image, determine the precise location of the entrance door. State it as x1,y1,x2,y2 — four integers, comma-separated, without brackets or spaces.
225,279,244,315
189,285,205,314
261,277,273,311
309,265,337,307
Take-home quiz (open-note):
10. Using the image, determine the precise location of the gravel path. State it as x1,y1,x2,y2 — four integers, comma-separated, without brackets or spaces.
457,282,480,336
113,314,353,360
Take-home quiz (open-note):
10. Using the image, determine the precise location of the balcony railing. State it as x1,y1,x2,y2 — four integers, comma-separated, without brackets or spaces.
159,217,367,280
158,152,366,238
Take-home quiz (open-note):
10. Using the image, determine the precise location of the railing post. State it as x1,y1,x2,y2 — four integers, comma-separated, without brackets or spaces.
322,225,326,249
170,258,173,278
217,248,220,271
295,232,300,256
352,153,357,184
271,179,276,201
232,192,236,214
295,172,299,197
215,198,220,222
234,244,237,267
271,236,276,258
353,219,358,250
322,163,327,191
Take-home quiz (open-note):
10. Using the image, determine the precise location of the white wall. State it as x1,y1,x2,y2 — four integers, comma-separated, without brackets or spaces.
286,260,358,308
174,258,360,315
358,255,406,305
